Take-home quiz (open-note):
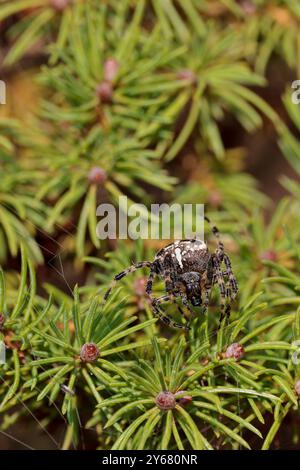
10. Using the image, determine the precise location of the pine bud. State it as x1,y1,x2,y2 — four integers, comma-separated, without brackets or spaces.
96,81,113,104
134,277,147,297
88,166,107,185
225,342,245,360
50,0,70,11
80,343,100,362
104,58,120,83
175,390,192,407
155,391,176,410
238,1,256,15
295,380,300,397
177,69,197,85
208,190,222,208
260,250,277,262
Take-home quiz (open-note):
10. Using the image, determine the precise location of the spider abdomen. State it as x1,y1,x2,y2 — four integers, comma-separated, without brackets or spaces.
155,239,209,274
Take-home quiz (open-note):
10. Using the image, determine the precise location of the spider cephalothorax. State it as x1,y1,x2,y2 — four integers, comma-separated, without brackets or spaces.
103,217,238,330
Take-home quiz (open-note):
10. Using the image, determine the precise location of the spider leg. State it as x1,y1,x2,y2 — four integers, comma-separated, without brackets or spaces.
164,273,193,325
145,264,157,295
181,295,195,315
150,295,190,330
202,285,212,316
103,261,152,301
178,293,197,328
163,270,175,296
177,304,187,317
223,253,238,299
206,216,237,299
212,258,227,326
205,217,237,327
205,216,224,253
214,272,234,302
213,268,233,326
166,287,193,325
157,270,190,318
167,293,191,324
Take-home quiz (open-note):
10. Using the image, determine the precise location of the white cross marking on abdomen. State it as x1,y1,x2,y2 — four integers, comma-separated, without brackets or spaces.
175,247,183,268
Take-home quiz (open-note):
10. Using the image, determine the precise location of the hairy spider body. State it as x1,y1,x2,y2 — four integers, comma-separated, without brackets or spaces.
103,217,238,330
152,240,211,306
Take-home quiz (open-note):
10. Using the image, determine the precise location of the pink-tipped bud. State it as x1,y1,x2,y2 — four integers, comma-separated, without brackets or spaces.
260,250,277,262
134,277,147,297
239,1,256,14
177,69,197,84
88,166,107,185
104,58,120,83
80,343,100,363
225,342,245,360
50,0,70,11
155,391,176,410
295,380,300,397
208,190,222,208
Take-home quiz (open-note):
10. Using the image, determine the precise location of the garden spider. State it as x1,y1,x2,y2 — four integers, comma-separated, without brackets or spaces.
103,217,238,330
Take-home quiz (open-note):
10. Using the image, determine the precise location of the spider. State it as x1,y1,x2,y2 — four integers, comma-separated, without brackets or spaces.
103,217,238,330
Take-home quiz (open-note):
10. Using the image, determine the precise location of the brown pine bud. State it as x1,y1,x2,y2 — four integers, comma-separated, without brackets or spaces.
80,343,100,363
96,81,113,104
155,391,176,410
175,390,192,407
88,166,107,185
0,314,5,330
104,58,120,83
225,342,245,360
201,358,209,366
